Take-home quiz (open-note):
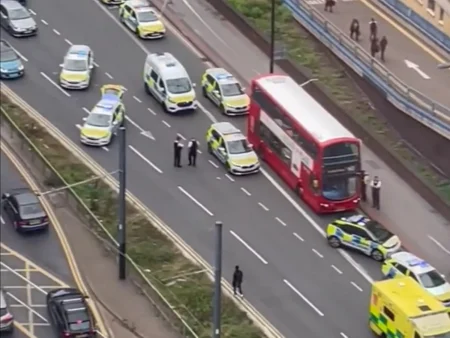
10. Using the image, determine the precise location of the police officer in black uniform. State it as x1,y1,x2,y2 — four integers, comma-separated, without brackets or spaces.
188,137,199,167
370,175,381,210
232,265,244,298
173,135,183,167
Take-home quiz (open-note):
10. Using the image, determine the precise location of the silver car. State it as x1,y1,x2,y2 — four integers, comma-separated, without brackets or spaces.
0,289,14,333
0,0,37,37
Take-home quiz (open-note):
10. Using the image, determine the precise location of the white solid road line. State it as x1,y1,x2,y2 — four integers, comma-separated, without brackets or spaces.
0,216,4,224
260,169,374,283
351,281,363,292
6,292,49,323
40,72,71,97
125,116,155,140
8,44,28,62
208,160,219,169
0,262,47,294
293,232,304,242
283,279,324,316
177,186,214,216
275,217,286,226
240,187,251,196
312,249,323,258
229,230,268,264
129,146,163,174
428,235,450,255
331,265,343,274
225,174,235,182
258,202,269,211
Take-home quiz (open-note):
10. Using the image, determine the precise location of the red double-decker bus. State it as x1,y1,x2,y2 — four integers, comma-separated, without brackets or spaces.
247,74,361,213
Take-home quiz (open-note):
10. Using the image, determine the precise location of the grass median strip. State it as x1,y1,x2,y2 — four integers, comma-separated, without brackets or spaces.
0,96,264,338
226,0,450,206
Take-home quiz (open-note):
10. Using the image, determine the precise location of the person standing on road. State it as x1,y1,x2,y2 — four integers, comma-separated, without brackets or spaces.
370,176,381,210
369,18,378,41
324,0,335,12
370,37,380,57
173,135,183,168
350,19,360,41
187,137,199,167
359,170,370,202
379,36,388,62
232,266,244,298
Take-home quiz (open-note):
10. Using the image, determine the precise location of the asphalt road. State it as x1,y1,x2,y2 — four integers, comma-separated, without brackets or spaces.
1,1,389,337
0,151,75,338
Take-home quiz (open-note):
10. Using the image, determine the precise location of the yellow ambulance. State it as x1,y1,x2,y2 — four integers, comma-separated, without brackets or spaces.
369,277,450,338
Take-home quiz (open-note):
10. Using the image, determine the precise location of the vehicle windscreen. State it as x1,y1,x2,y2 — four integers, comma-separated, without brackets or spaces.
365,221,392,242
1,50,18,62
137,10,158,22
19,203,44,219
64,58,87,72
166,78,192,94
227,139,251,155
86,113,111,128
67,311,91,331
10,8,30,20
418,270,447,288
221,83,244,97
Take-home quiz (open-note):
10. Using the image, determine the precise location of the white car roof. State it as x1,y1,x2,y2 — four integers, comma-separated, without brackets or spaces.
212,122,241,136
207,68,238,85
254,75,356,143
390,252,434,274
66,45,90,61
147,52,189,81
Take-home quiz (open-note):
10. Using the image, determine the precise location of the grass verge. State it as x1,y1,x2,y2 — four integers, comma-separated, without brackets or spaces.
0,96,264,338
226,0,450,206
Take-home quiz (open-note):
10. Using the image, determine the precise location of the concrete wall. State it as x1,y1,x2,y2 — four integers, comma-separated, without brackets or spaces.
400,0,450,35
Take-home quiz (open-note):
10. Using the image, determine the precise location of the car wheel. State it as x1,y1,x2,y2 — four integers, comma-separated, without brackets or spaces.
162,102,169,113
371,249,384,262
220,104,227,115
225,162,231,173
135,27,140,37
327,236,341,248
202,86,208,98
207,142,213,154
144,83,151,94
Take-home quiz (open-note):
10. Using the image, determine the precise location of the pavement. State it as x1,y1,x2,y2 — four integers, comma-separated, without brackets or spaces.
0,150,73,338
310,0,450,110
0,0,449,337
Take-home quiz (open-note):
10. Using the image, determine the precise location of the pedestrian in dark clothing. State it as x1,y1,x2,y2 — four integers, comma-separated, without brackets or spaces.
187,137,199,167
370,176,381,210
173,136,183,167
379,36,388,62
350,19,360,41
232,265,244,298
370,37,379,57
324,0,335,12
359,170,370,202
369,18,378,41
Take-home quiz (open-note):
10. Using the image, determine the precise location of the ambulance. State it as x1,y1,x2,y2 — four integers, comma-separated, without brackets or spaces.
369,277,450,338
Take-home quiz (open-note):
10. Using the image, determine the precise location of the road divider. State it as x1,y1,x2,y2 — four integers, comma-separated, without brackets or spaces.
0,84,284,338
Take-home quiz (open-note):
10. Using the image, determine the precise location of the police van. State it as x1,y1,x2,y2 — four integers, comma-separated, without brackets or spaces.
369,277,450,338
143,52,197,113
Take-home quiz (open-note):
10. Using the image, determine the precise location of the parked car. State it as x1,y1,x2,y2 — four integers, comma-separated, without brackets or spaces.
0,289,14,333
0,0,37,37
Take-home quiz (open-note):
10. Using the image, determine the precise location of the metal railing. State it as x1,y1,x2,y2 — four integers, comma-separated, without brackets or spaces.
282,0,450,140
0,108,200,338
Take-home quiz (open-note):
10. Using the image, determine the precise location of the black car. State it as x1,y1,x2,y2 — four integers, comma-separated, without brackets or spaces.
1,188,49,232
0,0,37,37
47,288,97,338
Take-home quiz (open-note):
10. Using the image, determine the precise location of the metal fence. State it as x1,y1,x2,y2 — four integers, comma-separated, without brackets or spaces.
282,0,450,140
0,109,200,338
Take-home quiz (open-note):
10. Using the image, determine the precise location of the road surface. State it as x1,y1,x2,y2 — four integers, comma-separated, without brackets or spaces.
1,0,449,337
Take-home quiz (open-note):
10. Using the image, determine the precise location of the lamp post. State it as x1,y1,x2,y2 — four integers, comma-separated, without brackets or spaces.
269,0,276,73
118,112,127,280
212,221,223,338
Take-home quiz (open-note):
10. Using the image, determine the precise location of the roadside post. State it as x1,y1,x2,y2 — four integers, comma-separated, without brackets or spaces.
212,221,223,338
118,109,127,280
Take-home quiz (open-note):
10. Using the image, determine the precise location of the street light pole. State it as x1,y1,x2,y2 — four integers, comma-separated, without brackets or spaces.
212,221,223,338
118,111,127,280
269,0,276,73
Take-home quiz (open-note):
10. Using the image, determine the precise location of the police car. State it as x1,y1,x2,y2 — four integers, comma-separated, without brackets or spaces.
119,0,165,39
206,122,260,175
100,84,126,101
326,214,401,261
80,93,124,146
201,68,250,116
59,45,94,89
382,251,450,307
143,52,197,113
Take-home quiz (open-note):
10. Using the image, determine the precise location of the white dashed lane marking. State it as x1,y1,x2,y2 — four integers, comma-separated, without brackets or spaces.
258,202,269,211
351,282,363,292
208,160,219,169
240,187,251,196
162,120,171,128
53,29,60,35
312,249,323,258
41,19,48,25
133,96,142,103
230,230,268,265
64,39,72,45
275,217,286,226
293,232,304,242
225,174,234,182
331,265,343,274
105,72,113,79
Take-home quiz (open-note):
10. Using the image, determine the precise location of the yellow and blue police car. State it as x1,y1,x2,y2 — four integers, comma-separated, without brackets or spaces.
119,0,165,39
59,45,94,90
382,251,450,308
80,92,124,146
206,122,260,175
201,68,250,116
100,84,126,101
326,214,401,261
